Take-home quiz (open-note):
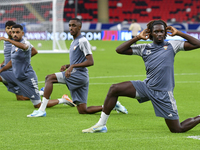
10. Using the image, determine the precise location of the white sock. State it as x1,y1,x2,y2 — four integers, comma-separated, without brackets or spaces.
58,98,64,104
39,90,44,96
96,111,109,126
39,97,49,111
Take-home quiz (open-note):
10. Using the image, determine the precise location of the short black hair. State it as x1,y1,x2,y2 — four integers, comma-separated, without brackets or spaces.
147,20,167,40
70,18,82,26
12,24,23,31
5,21,16,27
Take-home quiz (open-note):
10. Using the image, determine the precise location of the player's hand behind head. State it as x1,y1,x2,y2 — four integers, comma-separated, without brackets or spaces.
139,29,150,40
166,26,178,37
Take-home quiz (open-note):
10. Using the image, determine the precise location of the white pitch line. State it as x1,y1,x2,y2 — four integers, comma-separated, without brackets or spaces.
0,73,199,87
90,75,145,79
89,81,200,85
90,73,200,79
187,136,200,140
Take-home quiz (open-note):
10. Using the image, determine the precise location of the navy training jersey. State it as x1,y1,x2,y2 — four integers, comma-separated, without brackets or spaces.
131,41,185,91
11,38,34,80
69,34,92,71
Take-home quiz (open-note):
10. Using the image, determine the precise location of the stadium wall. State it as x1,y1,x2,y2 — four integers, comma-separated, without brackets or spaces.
0,23,200,41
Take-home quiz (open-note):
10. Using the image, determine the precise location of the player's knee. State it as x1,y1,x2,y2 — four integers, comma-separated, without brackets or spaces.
77,106,88,114
168,127,183,133
78,109,87,114
109,84,119,95
45,74,51,81
45,74,54,83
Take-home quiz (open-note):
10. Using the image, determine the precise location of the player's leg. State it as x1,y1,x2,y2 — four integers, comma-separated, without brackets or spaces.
42,73,76,107
16,95,30,101
103,81,136,115
36,73,61,110
70,81,102,114
43,74,58,99
27,72,74,117
1,73,30,100
77,103,102,114
165,116,200,133
0,74,29,100
82,81,136,133
33,100,59,108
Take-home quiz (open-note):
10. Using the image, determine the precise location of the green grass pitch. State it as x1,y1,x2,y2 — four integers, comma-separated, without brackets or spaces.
0,40,200,149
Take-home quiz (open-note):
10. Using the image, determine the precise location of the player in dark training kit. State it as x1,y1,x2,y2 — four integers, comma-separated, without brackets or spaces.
27,18,128,117
0,21,37,100
82,20,200,133
0,24,66,109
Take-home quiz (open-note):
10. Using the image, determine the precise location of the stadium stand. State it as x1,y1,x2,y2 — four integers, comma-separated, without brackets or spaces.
64,0,98,22
63,0,200,23
0,2,52,23
0,0,199,23
108,0,200,23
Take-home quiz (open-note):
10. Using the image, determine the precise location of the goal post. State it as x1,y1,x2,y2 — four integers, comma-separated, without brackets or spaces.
0,0,69,53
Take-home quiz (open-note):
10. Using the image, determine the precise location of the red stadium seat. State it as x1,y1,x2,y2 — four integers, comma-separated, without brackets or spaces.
63,0,200,23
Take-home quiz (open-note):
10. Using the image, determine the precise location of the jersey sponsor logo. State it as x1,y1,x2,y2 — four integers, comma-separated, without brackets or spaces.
74,45,78,50
163,46,168,50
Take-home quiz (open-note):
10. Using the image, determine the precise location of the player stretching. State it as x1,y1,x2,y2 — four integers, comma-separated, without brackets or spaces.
27,18,127,117
0,21,37,100
0,24,69,109
82,20,200,133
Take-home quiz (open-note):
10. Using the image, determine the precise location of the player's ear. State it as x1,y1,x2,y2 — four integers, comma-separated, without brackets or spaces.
79,24,82,30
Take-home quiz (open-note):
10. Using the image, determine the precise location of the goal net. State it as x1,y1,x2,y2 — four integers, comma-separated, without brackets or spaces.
0,0,68,53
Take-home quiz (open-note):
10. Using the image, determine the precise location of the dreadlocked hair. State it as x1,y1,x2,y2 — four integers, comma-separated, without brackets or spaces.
147,20,167,40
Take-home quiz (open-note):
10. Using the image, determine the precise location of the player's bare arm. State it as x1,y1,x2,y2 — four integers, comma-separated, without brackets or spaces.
0,60,12,73
0,37,29,50
31,47,38,57
65,54,94,78
0,60,4,67
167,26,200,50
8,38,29,50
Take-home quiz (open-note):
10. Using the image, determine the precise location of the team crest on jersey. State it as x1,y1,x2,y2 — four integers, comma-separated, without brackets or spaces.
146,50,151,55
163,46,168,50
15,47,18,52
74,46,77,50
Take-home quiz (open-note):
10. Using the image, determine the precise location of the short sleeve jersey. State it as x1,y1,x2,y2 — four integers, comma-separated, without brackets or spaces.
131,41,185,91
69,34,92,71
3,40,13,70
11,38,34,80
